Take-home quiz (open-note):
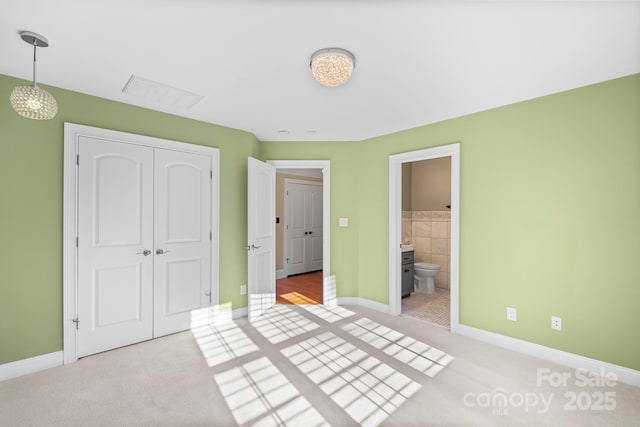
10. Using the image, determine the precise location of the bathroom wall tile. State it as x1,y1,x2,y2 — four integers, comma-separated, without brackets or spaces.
416,221,431,237
402,220,412,242
402,211,412,220
432,221,448,238
415,237,430,255
431,254,449,272
413,211,431,220
431,237,448,255
435,271,450,289
415,251,428,263
432,211,450,220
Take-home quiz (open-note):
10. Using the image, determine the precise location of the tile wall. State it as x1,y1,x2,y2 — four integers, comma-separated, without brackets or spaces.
402,211,450,289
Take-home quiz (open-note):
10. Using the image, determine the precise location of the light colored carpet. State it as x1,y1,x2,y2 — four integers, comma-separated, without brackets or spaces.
401,289,450,329
1,304,639,426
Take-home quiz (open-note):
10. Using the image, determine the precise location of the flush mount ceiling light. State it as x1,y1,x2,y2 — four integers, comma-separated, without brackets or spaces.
310,48,355,88
10,31,58,120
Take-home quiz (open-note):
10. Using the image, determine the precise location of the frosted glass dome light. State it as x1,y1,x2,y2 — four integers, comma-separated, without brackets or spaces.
10,31,58,120
310,48,355,88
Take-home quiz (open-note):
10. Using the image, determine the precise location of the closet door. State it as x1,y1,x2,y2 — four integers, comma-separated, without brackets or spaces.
153,149,212,336
77,138,154,357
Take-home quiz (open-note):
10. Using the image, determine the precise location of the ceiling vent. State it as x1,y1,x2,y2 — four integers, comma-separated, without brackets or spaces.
122,75,203,109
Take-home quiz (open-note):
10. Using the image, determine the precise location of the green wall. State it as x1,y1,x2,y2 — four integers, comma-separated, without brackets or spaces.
263,74,640,371
0,74,259,364
2,72,639,372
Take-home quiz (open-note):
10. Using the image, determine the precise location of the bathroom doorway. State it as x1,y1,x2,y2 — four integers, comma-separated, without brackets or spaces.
267,161,331,305
388,144,460,332
400,157,451,328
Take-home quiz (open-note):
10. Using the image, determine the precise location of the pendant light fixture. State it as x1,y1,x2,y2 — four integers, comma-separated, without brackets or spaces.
10,31,58,120
310,48,355,88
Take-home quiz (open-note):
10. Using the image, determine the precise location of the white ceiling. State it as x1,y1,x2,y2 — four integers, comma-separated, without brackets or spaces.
2,0,639,142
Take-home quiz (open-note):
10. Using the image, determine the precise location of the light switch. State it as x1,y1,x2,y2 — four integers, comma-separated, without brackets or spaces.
339,217,349,227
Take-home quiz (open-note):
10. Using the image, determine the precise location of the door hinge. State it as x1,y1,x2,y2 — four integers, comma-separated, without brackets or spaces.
286,258,289,264
72,317,80,330
210,231,212,241
286,190,288,196
76,154,79,166
76,236,79,247
210,170,213,179
286,224,288,230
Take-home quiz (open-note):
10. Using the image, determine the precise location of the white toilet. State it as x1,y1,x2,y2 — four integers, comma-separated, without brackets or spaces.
414,262,440,294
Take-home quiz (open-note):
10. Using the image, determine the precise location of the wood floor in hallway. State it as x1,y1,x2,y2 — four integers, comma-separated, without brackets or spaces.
276,270,323,304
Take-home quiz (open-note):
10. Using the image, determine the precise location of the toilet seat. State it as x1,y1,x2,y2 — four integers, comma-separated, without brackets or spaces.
414,262,440,270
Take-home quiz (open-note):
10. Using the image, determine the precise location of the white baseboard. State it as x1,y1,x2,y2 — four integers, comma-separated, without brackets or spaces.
337,297,390,314
232,306,248,320
0,351,63,382
457,324,640,388
276,269,287,280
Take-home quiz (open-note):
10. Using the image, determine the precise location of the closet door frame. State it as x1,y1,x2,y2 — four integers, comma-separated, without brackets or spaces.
63,123,220,364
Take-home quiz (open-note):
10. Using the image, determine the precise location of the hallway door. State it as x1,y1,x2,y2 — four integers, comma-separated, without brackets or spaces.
285,180,323,275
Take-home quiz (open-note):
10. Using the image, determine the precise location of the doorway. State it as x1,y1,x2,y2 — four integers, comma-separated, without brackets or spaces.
267,161,330,306
399,157,451,328
388,144,460,333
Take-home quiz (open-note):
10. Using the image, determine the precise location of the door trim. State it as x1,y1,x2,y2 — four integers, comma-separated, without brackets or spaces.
267,160,331,303
388,143,460,333
63,123,220,364
283,178,323,277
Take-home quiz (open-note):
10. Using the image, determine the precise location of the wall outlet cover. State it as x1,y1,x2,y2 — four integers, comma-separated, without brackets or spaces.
240,284,247,295
551,316,562,331
507,307,517,321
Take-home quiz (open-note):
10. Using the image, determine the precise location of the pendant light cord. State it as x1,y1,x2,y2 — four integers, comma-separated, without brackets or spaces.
32,41,38,88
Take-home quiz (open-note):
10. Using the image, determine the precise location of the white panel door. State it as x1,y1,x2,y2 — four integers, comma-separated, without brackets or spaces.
247,157,275,321
77,137,154,357
285,185,307,275
285,181,323,275
153,149,211,337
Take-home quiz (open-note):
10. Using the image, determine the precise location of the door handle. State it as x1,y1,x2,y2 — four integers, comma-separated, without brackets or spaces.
155,249,171,255
304,232,308,235
251,244,261,250
137,249,151,256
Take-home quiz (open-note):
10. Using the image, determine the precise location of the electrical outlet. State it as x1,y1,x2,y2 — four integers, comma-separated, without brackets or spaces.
551,316,562,331
506,307,517,321
240,284,247,295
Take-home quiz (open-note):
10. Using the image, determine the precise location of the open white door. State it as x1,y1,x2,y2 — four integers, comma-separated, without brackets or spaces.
247,157,276,321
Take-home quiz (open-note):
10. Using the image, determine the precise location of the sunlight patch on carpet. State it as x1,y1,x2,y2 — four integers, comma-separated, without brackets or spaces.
342,318,453,377
215,356,329,427
282,332,421,427
302,304,356,323
251,305,319,344
192,322,258,367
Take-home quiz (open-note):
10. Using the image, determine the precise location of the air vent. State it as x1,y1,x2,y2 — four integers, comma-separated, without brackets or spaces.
122,75,203,109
